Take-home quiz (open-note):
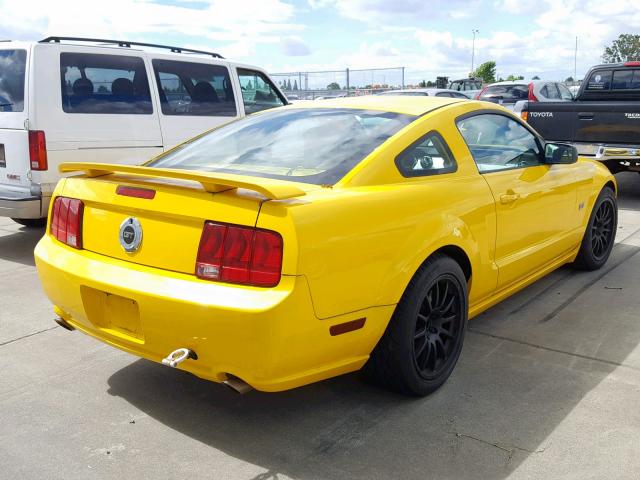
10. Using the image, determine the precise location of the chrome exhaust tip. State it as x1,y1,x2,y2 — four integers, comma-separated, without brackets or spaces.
223,375,253,394
54,317,75,331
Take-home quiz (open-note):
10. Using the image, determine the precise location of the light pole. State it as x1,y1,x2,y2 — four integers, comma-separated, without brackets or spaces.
471,29,479,76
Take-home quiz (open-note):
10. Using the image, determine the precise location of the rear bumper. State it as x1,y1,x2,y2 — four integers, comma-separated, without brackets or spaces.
571,143,640,172
35,235,388,391
0,184,47,218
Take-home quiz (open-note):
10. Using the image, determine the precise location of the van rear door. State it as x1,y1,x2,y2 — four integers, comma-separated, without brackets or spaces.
0,47,32,194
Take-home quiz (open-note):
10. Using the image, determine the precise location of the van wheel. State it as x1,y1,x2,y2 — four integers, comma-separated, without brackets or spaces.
573,187,617,271
364,254,468,396
11,218,46,228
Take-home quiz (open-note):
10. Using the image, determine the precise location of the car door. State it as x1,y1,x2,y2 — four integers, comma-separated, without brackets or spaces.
456,112,579,289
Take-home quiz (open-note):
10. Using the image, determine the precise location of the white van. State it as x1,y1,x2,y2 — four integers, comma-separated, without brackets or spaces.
0,37,288,226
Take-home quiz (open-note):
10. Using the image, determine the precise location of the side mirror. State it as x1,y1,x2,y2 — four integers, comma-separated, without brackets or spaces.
545,143,578,164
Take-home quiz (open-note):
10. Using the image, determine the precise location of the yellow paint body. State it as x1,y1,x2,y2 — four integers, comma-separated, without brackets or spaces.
34,97,616,391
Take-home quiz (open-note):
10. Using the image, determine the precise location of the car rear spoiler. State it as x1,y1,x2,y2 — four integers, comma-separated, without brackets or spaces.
58,162,307,200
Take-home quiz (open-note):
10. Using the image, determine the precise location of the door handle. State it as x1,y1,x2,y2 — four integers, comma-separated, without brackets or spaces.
578,112,594,120
500,192,520,204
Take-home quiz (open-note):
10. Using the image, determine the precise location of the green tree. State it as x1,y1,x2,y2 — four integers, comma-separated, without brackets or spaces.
418,80,427,88
506,74,524,81
472,61,496,84
532,75,541,80
426,80,436,87
327,82,340,90
603,34,640,63
293,80,298,91
565,76,574,82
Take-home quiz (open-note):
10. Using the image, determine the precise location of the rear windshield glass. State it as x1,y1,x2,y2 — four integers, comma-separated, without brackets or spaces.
61,53,152,114
479,84,528,103
148,108,414,185
612,69,640,90
0,50,26,112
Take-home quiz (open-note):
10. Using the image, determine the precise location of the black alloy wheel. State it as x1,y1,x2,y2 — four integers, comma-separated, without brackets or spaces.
413,276,464,381
364,254,468,396
590,199,615,261
574,187,617,271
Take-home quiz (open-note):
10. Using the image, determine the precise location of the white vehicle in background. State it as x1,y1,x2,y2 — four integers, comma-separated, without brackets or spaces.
376,88,470,99
0,37,287,226
476,80,573,110
448,78,483,99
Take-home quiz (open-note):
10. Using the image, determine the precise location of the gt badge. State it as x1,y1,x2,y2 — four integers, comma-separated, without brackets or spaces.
119,217,143,253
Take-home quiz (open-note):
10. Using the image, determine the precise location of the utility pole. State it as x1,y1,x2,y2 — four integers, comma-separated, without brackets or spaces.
471,29,479,75
574,36,578,82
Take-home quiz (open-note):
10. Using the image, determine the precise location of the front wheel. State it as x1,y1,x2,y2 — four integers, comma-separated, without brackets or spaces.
364,254,468,396
573,187,617,271
11,217,47,228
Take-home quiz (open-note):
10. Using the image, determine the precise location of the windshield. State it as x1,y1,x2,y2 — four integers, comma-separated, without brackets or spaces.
479,84,528,103
0,50,26,112
148,108,414,185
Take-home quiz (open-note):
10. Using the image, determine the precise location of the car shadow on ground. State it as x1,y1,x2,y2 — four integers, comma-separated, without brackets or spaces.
0,226,44,267
106,238,640,479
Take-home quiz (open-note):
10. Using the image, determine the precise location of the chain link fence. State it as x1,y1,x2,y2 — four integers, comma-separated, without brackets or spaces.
270,67,406,100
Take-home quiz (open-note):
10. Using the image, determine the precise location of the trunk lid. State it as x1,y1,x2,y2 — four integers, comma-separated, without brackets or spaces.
58,163,315,275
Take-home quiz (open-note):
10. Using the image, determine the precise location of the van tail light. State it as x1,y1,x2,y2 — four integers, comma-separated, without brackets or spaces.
196,222,283,287
528,83,539,102
28,130,48,171
475,86,487,100
50,197,84,249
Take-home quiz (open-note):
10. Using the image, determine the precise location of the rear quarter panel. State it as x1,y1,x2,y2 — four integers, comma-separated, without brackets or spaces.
258,103,499,319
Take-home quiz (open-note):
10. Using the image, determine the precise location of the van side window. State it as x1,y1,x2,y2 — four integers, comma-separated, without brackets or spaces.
152,60,236,117
60,53,152,114
237,69,286,114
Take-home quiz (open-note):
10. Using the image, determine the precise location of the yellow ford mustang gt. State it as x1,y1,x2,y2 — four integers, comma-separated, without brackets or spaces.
35,96,617,396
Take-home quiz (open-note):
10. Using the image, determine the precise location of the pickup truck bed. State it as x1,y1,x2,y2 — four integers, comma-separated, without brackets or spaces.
519,62,640,173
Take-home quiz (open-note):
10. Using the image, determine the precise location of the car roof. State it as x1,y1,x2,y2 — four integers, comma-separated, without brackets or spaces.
487,80,549,86
280,95,465,116
381,88,460,94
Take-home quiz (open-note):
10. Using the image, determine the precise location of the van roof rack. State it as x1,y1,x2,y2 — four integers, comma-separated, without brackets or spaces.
39,36,224,59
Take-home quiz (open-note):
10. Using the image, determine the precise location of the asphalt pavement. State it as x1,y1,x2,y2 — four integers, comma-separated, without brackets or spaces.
2,172,640,479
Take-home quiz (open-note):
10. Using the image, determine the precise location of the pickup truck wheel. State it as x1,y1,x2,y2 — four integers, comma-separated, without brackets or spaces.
11,218,46,228
364,254,467,396
573,187,617,271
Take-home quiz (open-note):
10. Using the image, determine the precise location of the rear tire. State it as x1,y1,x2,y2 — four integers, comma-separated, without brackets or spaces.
11,218,46,228
364,254,468,396
573,187,617,271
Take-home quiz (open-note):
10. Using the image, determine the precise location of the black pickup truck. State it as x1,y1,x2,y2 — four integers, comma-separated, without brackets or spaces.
518,62,640,173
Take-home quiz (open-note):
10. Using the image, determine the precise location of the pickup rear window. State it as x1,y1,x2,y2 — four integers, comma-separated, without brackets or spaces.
586,70,612,90
612,69,640,90
0,50,26,112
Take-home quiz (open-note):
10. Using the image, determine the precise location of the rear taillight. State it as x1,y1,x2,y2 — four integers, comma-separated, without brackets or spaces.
28,130,48,171
196,221,283,287
528,83,539,102
50,197,84,249
475,86,487,100
521,111,529,122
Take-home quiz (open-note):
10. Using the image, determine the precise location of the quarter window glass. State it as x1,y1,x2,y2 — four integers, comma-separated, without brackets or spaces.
0,49,26,112
456,114,542,173
435,92,452,97
152,59,236,117
544,84,561,99
61,53,152,114
396,132,456,177
586,70,612,90
558,84,574,100
237,69,285,114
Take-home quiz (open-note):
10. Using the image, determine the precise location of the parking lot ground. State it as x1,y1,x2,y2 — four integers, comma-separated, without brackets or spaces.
2,173,640,480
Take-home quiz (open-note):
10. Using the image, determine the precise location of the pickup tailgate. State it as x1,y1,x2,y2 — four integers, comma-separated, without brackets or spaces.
57,163,312,275
525,102,576,142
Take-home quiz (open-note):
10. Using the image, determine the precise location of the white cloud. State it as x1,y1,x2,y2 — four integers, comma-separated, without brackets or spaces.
281,37,312,56
0,0,302,60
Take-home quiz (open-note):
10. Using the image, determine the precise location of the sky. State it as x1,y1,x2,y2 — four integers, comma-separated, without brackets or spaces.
1,0,639,87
